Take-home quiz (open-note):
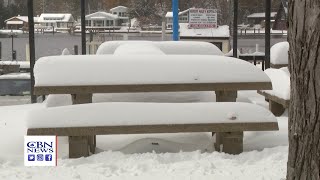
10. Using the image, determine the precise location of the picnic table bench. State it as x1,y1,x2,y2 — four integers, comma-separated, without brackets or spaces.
27,55,277,158
257,68,290,116
257,90,290,116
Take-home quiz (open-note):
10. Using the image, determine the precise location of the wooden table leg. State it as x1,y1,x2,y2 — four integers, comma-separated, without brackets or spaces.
71,93,92,104
214,91,238,153
222,132,244,155
69,136,89,158
269,100,285,116
215,90,237,102
88,135,96,154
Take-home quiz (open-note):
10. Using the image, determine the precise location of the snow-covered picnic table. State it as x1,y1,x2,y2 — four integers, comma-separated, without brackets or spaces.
28,54,277,158
33,55,272,103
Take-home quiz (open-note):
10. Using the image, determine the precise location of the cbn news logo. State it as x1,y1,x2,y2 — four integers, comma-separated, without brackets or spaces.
24,136,57,166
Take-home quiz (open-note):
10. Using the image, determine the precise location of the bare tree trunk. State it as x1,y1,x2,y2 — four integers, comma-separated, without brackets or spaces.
287,0,320,180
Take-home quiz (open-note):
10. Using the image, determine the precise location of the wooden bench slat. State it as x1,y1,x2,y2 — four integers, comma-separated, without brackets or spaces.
27,122,279,136
257,90,290,108
34,82,272,95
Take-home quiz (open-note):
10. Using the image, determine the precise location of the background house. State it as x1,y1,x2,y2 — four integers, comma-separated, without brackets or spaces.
247,12,277,27
273,0,288,30
4,16,39,31
165,9,189,29
110,6,129,26
37,13,75,31
85,11,118,28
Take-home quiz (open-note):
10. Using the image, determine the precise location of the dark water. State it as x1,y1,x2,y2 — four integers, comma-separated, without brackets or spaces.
0,33,82,61
0,33,287,61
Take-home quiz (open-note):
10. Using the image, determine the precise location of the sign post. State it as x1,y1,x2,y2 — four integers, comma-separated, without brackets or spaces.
172,0,179,41
188,9,217,29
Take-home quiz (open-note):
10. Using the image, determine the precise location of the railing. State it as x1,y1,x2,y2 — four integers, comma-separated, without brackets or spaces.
238,28,287,36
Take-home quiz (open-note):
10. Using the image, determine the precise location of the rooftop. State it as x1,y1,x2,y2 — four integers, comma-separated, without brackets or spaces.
37,13,74,23
247,12,277,18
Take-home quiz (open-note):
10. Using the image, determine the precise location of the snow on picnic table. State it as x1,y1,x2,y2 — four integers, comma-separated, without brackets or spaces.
96,41,224,56
34,55,270,86
26,102,277,128
262,68,290,100
270,42,289,65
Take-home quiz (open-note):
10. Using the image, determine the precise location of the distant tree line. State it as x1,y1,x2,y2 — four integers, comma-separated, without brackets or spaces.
0,0,281,28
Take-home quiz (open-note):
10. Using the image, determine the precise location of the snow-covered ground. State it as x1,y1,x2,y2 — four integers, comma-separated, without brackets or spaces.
0,91,288,180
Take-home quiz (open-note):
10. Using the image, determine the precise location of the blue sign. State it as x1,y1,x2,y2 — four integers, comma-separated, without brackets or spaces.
28,154,35,161
24,136,57,166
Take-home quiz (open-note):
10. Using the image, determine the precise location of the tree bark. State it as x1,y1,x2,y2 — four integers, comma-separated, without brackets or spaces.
287,0,320,180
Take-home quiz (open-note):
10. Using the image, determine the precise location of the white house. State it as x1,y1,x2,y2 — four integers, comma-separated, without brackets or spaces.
85,11,119,27
85,6,130,29
37,13,75,31
110,6,129,26
165,9,189,29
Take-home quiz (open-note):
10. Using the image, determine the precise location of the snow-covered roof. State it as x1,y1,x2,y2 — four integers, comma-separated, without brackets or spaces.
38,13,74,23
180,23,230,38
247,12,277,18
6,21,23,25
0,61,30,69
86,11,118,20
0,73,30,80
5,16,39,23
110,6,128,12
166,9,190,18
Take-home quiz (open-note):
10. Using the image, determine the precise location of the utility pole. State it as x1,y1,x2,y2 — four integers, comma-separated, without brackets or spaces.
233,0,238,58
28,0,37,103
265,0,271,69
81,0,86,55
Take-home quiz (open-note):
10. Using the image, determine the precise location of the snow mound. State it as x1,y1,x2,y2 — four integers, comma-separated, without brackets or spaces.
0,146,288,179
96,41,224,55
262,68,290,100
119,138,212,154
114,43,165,55
270,42,289,65
155,41,224,55
225,49,241,58
34,55,271,86
26,102,277,128
45,94,72,107
61,48,71,55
